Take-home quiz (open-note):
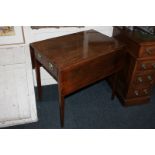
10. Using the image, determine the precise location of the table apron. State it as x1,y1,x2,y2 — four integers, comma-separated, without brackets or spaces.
59,50,124,96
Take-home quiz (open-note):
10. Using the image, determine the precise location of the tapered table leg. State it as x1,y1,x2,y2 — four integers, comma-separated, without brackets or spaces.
111,73,118,100
59,94,65,128
35,59,42,100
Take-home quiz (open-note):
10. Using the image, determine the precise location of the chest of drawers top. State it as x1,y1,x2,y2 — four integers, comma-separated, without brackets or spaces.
114,27,155,45
113,27,155,59
30,30,124,69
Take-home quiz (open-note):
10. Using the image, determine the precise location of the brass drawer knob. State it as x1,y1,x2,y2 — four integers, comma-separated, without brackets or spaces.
37,53,42,59
145,49,152,55
134,90,139,96
137,77,143,83
49,62,53,71
143,89,148,95
147,75,152,81
141,64,146,69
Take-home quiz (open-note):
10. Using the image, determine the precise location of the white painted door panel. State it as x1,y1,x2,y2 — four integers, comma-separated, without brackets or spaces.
0,46,25,66
13,64,31,119
0,64,30,121
0,66,19,121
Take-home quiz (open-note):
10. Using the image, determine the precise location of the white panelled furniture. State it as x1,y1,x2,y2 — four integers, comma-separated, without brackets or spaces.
0,26,113,127
0,45,37,127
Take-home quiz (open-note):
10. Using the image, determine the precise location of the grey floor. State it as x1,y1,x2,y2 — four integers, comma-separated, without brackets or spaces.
6,80,155,129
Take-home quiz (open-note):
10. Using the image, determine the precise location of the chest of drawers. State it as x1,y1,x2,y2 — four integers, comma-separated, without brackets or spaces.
112,26,155,105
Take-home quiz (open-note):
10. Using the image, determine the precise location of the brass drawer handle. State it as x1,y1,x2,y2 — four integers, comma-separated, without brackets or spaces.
147,75,152,81
49,62,54,71
141,64,146,70
152,64,155,69
137,77,143,83
134,90,139,96
145,49,152,55
37,53,42,59
143,89,148,95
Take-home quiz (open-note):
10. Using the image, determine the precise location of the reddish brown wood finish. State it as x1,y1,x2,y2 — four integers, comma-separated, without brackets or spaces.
35,59,42,100
30,30,125,127
112,27,155,106
30,45,35,69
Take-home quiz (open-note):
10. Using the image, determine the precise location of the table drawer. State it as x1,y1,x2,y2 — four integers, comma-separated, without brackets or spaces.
136,59,155,71
140,45,155,58
133,72,154,85
127,86,152,98
35,51,58,78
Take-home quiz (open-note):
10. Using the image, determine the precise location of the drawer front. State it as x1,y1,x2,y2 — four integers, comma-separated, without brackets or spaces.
133,72,154,85
140,45,155,58
34,51,58,78
136,59,155,71
127,86,152,98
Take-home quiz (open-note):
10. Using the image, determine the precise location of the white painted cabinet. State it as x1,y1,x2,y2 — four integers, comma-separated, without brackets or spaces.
0,45,37,127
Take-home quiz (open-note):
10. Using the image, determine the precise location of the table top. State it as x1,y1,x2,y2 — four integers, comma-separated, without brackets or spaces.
31,30,124,68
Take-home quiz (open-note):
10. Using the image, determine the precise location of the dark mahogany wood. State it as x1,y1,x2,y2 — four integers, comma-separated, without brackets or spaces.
30,45,35,69
35,59,42,100
30,30,125,127
112,26,155,106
